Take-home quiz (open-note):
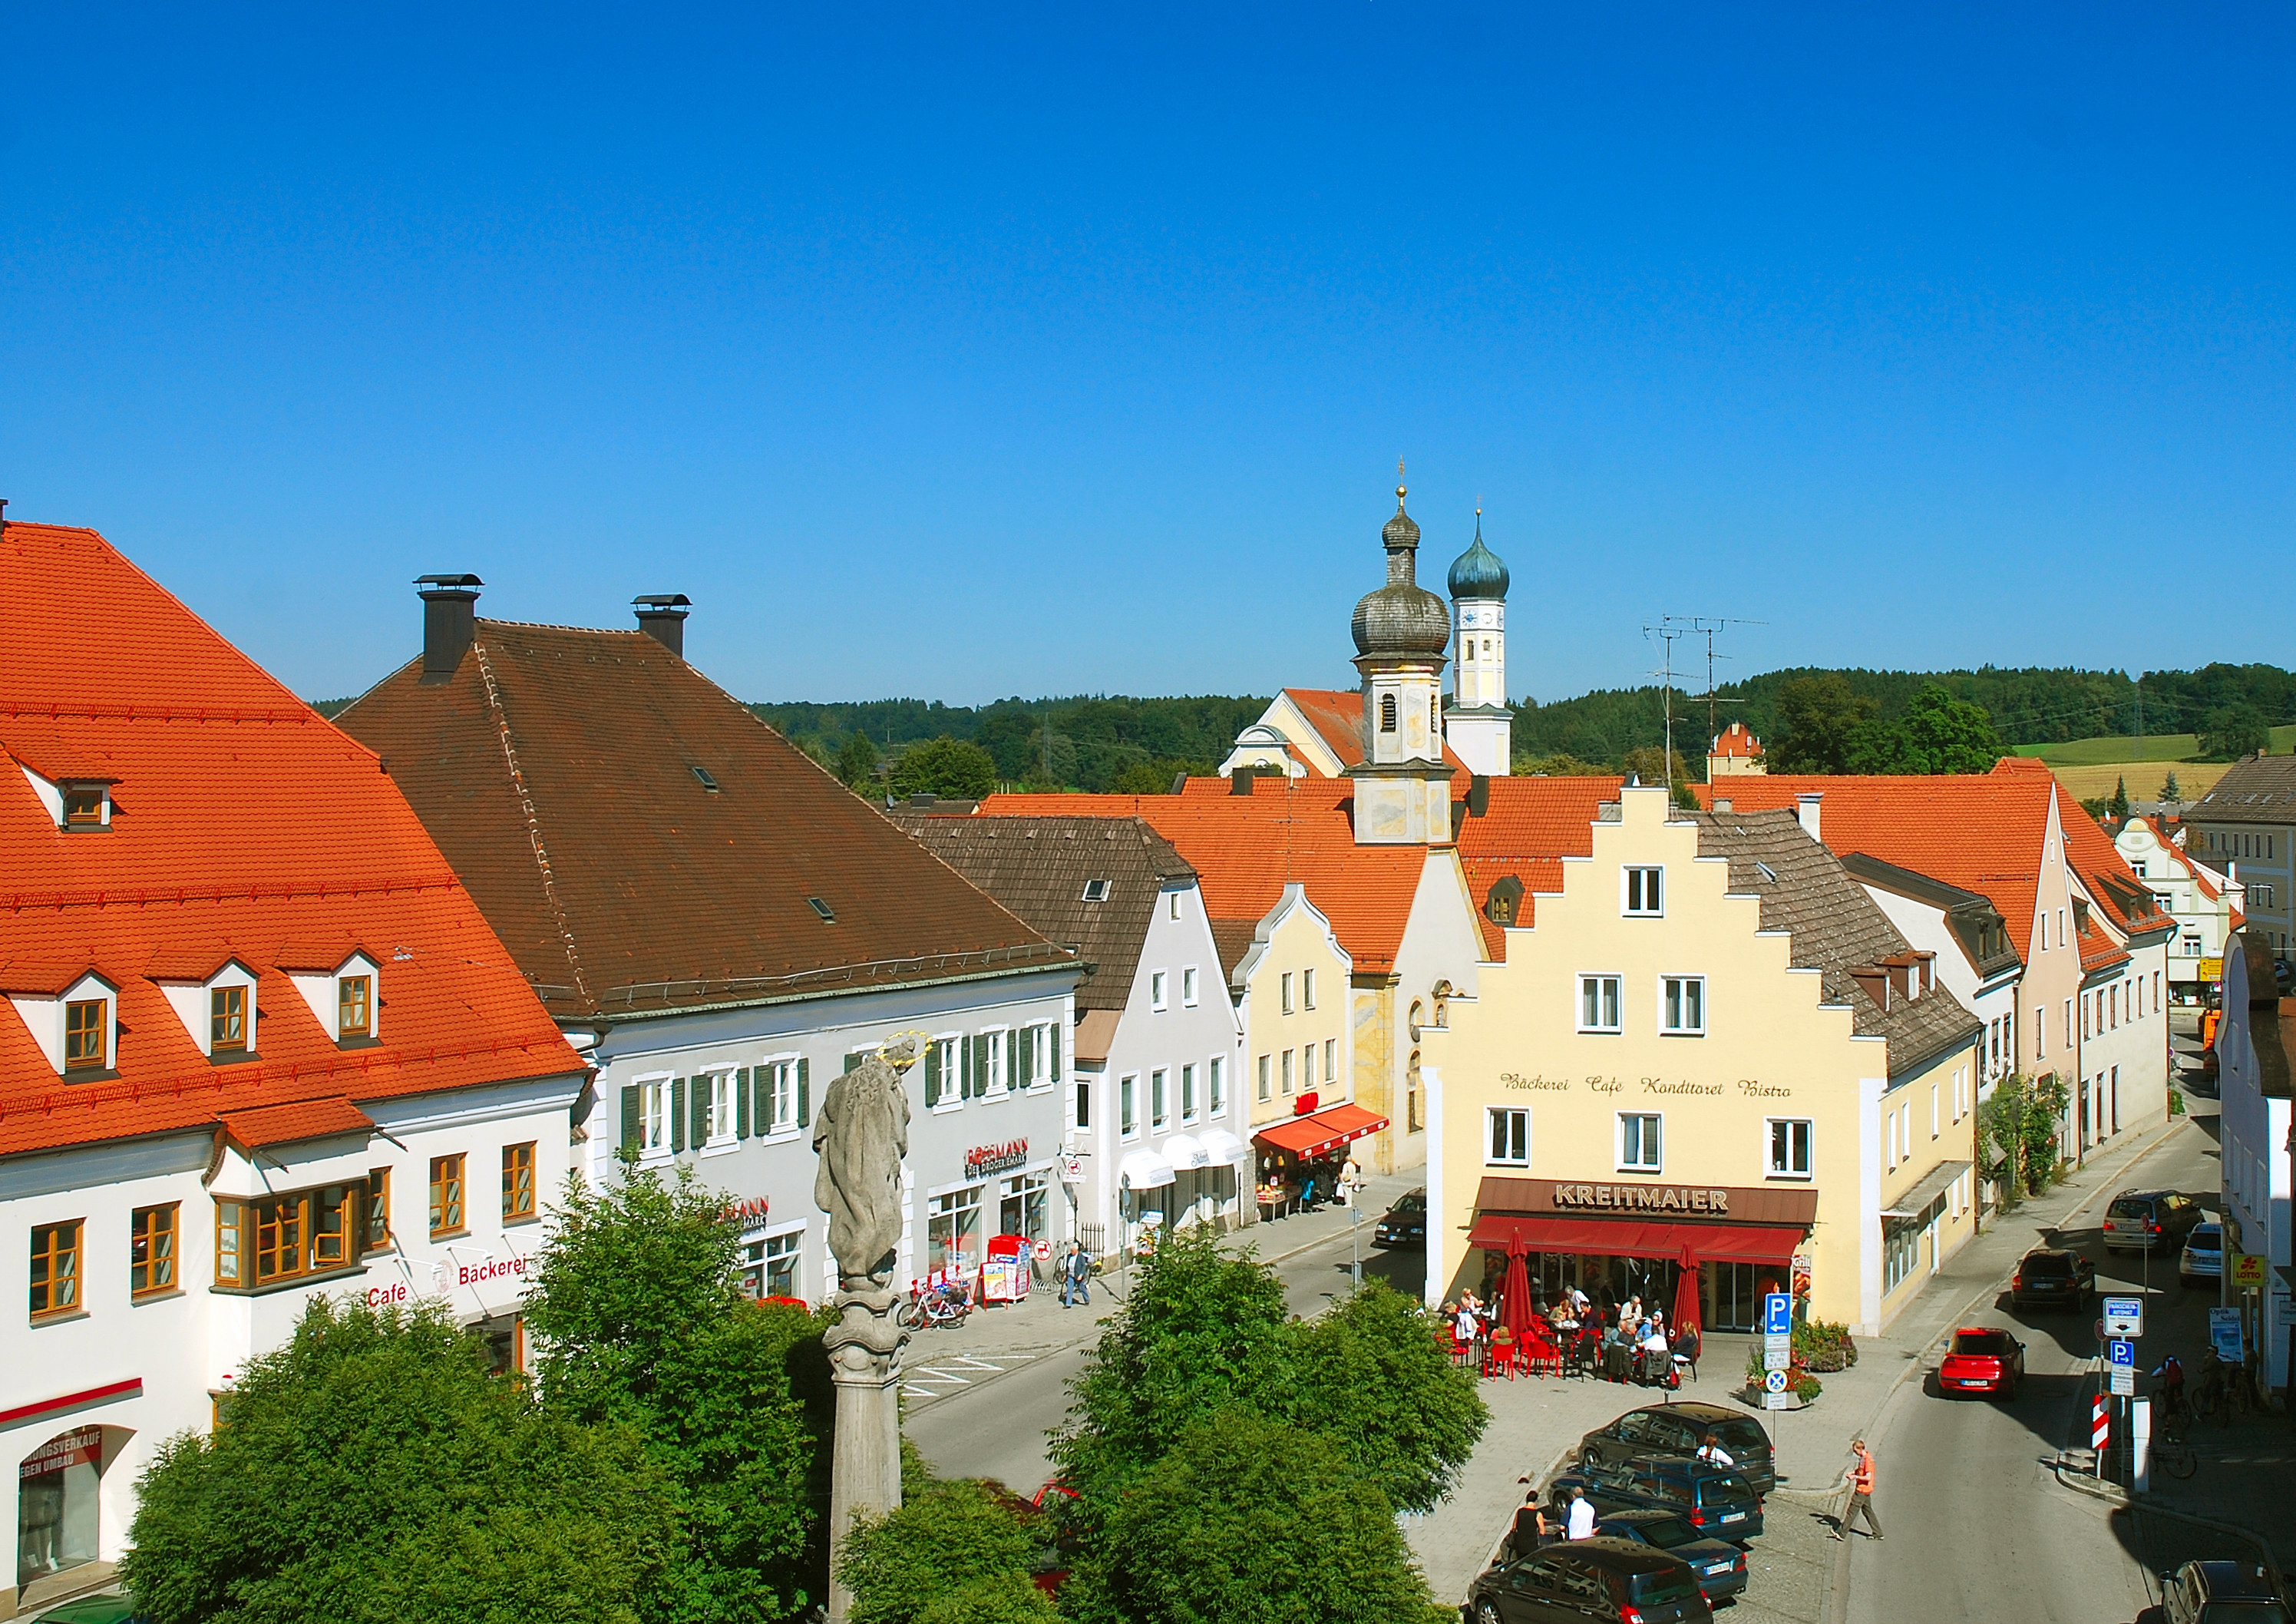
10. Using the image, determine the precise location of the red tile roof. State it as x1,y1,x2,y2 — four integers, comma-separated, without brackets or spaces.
220,1096,376,1149
1710,722,1764,760
0,521,584,1157
2057,791,2172,949
1280,688,1472,781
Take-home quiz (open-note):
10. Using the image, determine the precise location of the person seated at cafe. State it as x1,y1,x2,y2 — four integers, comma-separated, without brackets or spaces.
1640,1313,1670,1353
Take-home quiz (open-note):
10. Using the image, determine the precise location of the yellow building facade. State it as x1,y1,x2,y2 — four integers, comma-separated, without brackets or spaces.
1234,882,1355,1137
1423,789,1981,1336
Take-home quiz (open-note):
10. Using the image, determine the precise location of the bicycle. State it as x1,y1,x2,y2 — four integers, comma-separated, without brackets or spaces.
2150,1435,2198,1480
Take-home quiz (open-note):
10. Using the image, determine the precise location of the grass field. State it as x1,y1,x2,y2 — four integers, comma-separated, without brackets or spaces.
2047,760,2232,802
2015,724,2296,766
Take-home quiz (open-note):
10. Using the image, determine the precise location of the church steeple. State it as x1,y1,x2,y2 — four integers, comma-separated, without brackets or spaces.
1347,475,1454,845
1445,507,1512,776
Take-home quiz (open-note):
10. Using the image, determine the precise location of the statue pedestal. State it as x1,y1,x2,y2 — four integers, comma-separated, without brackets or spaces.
824,1285,910,1624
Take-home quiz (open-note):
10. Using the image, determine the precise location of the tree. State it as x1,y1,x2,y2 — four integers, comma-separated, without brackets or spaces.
1977,1072,2072,1204
836,1480,1057,1624
1513,749,1607,776
887,736,999,800
834,732,881,791
1770,675,1879,773
2199,703,2270,762
524,1164,825,1622
2162,769,2182,804
1056,1414,1452,1624
1620,746,1693,791
121,1298,672,1624
1842,684,2004,776
2109,776,2130,820
1108,758,1204,795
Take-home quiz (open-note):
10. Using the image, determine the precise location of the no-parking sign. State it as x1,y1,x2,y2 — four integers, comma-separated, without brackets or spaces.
1764,1369,1789,1394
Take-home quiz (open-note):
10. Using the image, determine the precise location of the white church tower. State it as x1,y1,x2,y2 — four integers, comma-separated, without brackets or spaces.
1444,509,1512,776
1348,481,1455,845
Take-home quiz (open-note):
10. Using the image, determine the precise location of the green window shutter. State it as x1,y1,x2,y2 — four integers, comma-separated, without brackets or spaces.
621,1084,640,1148
798,1058,811,1127
924,1042,940,1107
691,1080,710,1147
1049,1022,1062,1085
736,1068,751,1139
671,1078,688,1153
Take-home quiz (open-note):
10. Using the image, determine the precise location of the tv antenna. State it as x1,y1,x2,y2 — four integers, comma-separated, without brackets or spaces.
1641,617,1696,799
1690,617,1766,751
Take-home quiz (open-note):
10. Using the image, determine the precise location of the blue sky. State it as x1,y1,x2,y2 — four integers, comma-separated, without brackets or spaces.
4,5,2290,709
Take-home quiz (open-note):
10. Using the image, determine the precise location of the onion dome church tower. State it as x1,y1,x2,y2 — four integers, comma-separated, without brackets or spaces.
1444,510,1512,776
1348,479,1455,845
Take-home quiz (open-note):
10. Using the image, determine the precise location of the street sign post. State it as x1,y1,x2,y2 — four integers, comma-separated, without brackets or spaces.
2107,1338,2136,1368
1764,1335,1792,1371
2102,1297,2144,1338
2109,1366,2136,1396
1764,1369,1788,1394
1763,1292,1792,1336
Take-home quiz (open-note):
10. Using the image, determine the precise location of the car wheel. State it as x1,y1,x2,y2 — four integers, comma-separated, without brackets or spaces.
1476,1601,1504,1624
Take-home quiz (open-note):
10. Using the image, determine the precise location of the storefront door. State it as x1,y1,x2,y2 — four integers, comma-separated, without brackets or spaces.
998,1170,1049,1244
18,1427,101,1594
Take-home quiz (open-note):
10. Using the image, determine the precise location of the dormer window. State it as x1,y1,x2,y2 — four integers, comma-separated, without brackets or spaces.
339,975,372,1038
64,998,107,1071
277,948,378,1047
61,785,107,828
212,986,248,1053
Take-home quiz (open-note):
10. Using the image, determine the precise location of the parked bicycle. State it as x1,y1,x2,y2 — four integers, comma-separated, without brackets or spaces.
2151,1434,2198,1480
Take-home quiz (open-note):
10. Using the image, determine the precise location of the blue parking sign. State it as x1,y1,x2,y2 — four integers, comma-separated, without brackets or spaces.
1764,1292,1792,1337
2107,1338,2136,1367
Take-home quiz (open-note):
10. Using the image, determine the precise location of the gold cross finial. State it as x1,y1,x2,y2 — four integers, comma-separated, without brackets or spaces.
1396,459,1407,506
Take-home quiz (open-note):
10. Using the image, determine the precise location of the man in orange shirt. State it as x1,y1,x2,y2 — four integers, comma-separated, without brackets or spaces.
1831,1439,1883,1540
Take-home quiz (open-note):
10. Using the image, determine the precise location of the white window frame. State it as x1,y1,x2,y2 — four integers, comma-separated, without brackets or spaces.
1659,974,1706,1037
758,1057,802,1138
1765,1117,1812,1180
1281,971,1294,1015
1150,971,1168,1013
1151,1067,1169,1131
1120,1072,1139,1139
1617,1112,1663,1173
1487,1106,1531,1166
985,1027,1009,1095
1181,1062,1198,1123
1281,1047,1293,1094
1302,1041,1316,1091
702,1068,740,1149
741,1218,807,1301
1323,1037,1336,1082
635,1071,673,1160
1303,967,1316,1009
1181,966,1199,1007
1208,1055,1226,1116
1622,866,1664,918
1578,973,1624,1034
1257,1053,1271,1102
930,1033,964,1113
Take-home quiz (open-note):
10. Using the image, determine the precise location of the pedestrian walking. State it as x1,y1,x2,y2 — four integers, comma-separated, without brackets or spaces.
1831,1438,1883,1540
1565,1484,1597,1541
1059,1240,1092,1308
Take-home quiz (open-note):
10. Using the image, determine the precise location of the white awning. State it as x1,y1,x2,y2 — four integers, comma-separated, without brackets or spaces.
1118,1149,1176,1190
1163,1134,1211,1170
1199,1128,1248,1165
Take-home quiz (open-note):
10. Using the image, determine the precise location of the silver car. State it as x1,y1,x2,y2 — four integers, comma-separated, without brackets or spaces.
2180,1221,2223,1288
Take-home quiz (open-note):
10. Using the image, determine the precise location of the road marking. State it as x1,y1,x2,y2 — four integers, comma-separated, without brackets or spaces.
900,1350,1042,1401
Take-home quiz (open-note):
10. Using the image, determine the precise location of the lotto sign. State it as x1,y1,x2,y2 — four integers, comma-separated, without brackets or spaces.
2102,1297,2144,1338
2232,1254,2269,1288
1764,1368,1789,1394
1764,1292,1793,1336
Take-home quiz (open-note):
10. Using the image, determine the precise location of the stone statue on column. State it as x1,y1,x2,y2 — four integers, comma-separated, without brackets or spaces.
813,1032,919,1624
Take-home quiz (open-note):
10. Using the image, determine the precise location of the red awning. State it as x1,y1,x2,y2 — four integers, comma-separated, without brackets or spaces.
1465,1214,1802,1266
1253,1103,1390,1159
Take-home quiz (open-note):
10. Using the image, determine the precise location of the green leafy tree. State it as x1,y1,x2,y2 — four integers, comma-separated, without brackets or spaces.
1513,749,1608,776
524,1164,824,1623
834,732,881,791
2199,703,2270,761
1058,1414,1451,1624
1770,675,1880,773
1895,683,2006,773
1977,1072,2073,1204
1108,758,1206,795
836,1480,1056,1624
887,736,999,800
121,1298,672,1624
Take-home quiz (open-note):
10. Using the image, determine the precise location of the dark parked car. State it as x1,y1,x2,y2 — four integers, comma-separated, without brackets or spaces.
1591,1509,1749,1605
2105,1190,2206,1254
1579,1401,1776,1494
2152,1559,2293,1624
2010,1246,2095,1311
1373,1187,1427,1249
1548,1457,1765,1543
1464,1536,1713,1624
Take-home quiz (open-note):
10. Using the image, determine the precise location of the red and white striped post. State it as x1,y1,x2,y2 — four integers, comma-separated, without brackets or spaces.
2093,1395,2110,1451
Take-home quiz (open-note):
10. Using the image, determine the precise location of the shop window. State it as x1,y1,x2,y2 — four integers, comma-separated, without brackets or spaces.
1487,1107,1530,1166
216,1185,362,1288
1617,1113,1663,1173
1151,1069,1169,1131
742,1231,803,1301
339,974,372,1039
130,1203,179,1297
1660,976,1706,1037
999,1172,1049,1242
1578,974,1623,1034
1622,866,1664,917
502,1142,537,1222
1766,1119,1813,1179
64,999,107,1072
17,1426,103,1596
365,1169,392,1252
927,1185,983,1275
29,1220,81,1319
482,1316,528,1378
429,1154,467,1238
1208,1056,1225,1114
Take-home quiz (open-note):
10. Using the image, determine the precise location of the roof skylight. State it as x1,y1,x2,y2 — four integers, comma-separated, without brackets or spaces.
1080,879,1111,902
808,897,837,922
691,766,721,793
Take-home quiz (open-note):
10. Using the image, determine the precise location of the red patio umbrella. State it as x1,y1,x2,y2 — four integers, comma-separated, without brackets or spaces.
1501,1247,1537,1348
1670,1246,1702,1339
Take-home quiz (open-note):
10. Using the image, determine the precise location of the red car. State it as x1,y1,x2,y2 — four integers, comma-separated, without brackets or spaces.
1938,1326,2025,1397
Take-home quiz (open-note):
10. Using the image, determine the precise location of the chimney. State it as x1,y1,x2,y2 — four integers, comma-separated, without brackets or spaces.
1467,774,1490,818
633,594,692,657
415,574,483,682
1796,792,1823,845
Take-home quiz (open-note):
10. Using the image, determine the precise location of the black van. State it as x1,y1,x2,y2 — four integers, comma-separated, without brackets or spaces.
1463,1536,1713,1624
1548,1457,1765,1542
1578,1401,1776,1494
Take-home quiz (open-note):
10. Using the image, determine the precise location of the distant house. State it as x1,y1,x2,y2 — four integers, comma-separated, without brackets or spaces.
2189,756,2296,964
1707,722,1767,779
2214,930,2291,1393
2114,815,2243,997
335,583,1082,1302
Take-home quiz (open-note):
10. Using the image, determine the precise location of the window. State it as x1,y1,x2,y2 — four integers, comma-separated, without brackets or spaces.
1257,1054,1271,1101
1181,1063,1198,1122
924,1037,960,1108
131,1203,178,1296
30,1221,81,1318
1660,976,1705,1036
927,1184,983,1273
1121,1074,1138,1136
1302,968,1316,1009
502,1143,537,1221
64,999,106,1071
760,1060,798,1133
429,1154,467,1237
1181,967,1199,1007
1884,1224,1919,1295
1623,866,1663,916
1081,878,1111,903
1324,1037,1336,1080
1151,1068,1168,1131
1617,1113,1663,1172
1487,1107,1530,1166
1075,1078,1092,1128
339,975,372,1038
1281,971,1294,1015
705,1072,737,1143
1151,971,1168,1012
1578,974,1623,1034
1379,693,1397,732
1281,1048,1294,1093
999,1171,1050,1242
1209,1056,1225,1113
211,985,247,1053
639,1079,671,1153
365,1169,391,1251
1930,1086,1939,1139
1302,1041,1316,1090
742,1232,802,1301
1169,891,1181,920
986,1030,1009,1094
216,1185,362,1287
62,785,105,825
1766,1119,1813,1179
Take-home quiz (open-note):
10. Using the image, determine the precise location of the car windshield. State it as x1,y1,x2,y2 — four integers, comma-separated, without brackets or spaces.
1626,1517,1702,1550
1630,1571,1701,1605
1712,1419,1770,1452
1389,1192,1425,1213
2023,1253,2076,1277
1952,1331,2015,1355
2110,1197,2157,1219
2189,1229,2222,1251
2202,1604,2292,1623
1696,1474,1754,1503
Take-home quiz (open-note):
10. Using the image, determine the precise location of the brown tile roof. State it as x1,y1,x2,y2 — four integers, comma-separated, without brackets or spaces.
890,815,1195,1014
1688,809,1982,1077
2191,755,2296,825
335,618,1069,1021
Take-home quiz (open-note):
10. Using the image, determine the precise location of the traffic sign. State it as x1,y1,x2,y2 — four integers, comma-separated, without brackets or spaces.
1763,1292,1792,1336
2107,1338,2136,1368
2109,1366,2136,1397
1764,1391,1792,1411
1764,1368,1789,1394
1764,1334,1792,1371
2233,1254,2268,1288
2102,1297,2144,1338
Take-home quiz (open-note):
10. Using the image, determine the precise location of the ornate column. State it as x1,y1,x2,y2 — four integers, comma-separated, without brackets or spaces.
824,1284,910,1624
